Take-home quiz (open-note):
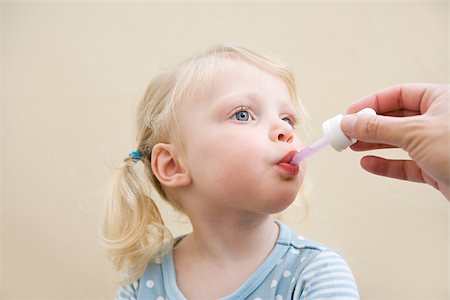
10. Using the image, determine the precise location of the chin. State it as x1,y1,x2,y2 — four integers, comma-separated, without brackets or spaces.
265,193,298,214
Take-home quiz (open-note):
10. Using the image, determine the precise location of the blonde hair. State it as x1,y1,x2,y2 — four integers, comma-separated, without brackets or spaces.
101,44,308,284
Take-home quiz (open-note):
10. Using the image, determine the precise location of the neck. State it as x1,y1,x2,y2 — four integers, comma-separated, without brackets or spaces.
178,212,279,263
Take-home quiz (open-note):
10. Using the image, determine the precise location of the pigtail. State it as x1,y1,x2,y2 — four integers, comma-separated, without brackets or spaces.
101,69,181,285
101,154,173,284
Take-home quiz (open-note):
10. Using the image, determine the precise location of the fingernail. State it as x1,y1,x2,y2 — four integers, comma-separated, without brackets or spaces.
341,115,357,134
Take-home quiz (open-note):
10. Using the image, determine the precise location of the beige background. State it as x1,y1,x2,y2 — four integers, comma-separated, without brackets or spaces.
1,1,448,299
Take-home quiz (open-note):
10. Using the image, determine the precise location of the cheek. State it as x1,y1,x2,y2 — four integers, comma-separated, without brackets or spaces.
202,126,263,165
195,133,264,183
210,150,265,203
214,142,262,178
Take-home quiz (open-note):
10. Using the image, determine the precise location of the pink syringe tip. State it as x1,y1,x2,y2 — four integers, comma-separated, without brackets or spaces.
290,137,330,165
290,148,315,165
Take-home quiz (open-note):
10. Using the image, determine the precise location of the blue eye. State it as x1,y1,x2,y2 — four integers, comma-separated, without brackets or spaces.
233,110,251,122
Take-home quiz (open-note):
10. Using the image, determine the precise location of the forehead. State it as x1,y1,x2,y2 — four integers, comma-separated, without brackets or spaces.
195,59,292,106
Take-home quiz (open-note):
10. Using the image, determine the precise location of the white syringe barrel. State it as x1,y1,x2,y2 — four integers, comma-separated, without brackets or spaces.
322,108,376,152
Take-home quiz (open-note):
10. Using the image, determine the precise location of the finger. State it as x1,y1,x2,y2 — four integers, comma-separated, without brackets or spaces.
346,83,437,115
360,156,438,188
341,113,415,148
349,141,397,151
383,109,421,117
362,156,449,200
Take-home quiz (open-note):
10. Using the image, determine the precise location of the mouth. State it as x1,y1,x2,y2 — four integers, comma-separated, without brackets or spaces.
278,151,298,165
277,151,299,176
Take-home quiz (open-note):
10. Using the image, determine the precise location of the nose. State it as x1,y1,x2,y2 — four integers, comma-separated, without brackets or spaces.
270,119,294,143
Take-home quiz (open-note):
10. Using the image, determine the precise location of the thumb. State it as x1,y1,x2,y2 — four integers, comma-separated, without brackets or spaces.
341,114,410,148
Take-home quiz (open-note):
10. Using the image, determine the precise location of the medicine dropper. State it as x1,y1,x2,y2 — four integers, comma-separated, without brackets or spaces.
290,108,376,165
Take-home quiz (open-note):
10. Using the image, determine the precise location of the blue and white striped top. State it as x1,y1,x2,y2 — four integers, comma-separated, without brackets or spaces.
116,220,359,299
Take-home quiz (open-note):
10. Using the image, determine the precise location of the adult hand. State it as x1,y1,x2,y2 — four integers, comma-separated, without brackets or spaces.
340,83,449,200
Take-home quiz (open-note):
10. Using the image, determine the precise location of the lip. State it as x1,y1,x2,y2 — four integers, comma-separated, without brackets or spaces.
277,150,298,164
277,150,299,176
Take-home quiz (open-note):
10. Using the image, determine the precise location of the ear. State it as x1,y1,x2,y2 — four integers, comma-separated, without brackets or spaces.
151,143,191,188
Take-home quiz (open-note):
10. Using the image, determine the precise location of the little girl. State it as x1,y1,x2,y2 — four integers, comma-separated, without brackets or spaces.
102,44,359,299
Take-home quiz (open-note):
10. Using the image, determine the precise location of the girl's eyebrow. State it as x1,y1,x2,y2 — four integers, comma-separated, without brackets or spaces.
217,92,259,104
217,92,295,113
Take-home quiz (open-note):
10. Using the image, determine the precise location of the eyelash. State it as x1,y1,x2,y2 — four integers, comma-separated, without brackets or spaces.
230,106,297,128
282,115,297,128
231,106,255,122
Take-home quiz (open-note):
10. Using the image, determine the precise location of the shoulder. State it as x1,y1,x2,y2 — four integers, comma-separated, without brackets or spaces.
275,220,354,276
114,237,181,300
294,250,359,299
275,221,359,299
115,280,139,300
115,260,166,300
275,220,329,255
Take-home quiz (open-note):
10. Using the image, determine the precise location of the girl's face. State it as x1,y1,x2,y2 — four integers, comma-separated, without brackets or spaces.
177,59,304,215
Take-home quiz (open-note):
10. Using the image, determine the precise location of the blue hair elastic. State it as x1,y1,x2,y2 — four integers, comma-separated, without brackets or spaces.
128,151,142,161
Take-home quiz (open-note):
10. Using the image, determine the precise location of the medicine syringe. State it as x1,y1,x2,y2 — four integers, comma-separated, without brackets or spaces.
290,108,376,165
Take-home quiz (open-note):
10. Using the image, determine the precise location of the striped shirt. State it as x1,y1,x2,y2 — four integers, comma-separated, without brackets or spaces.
116,220,359,299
